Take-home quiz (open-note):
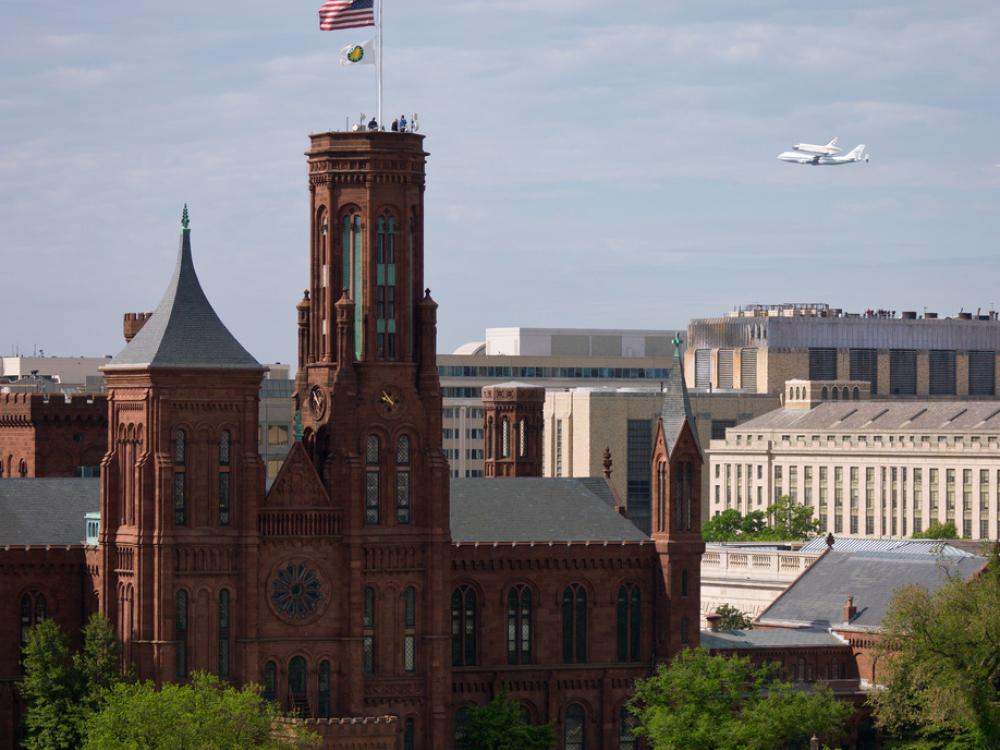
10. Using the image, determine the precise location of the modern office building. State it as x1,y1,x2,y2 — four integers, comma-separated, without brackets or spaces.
439,327,682,478
709,379,1000,540
0,355,112,391
544,385,779,532
686,303,1000,398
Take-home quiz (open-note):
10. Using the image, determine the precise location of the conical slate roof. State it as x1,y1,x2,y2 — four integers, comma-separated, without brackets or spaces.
105,209,260,371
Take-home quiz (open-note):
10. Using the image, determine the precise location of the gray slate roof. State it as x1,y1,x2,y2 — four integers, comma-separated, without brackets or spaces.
701,629,847,650
799,535,975,557
0,479,99,546
758,548,989,630
733,400,1000,433
105,224,260,371
450,477,648,543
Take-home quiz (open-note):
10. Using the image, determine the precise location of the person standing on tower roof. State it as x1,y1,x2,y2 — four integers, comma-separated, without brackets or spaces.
399,114,407,132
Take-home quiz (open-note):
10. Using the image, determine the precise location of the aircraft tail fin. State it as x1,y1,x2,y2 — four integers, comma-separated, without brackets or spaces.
826,137,839,148
847,144,866,160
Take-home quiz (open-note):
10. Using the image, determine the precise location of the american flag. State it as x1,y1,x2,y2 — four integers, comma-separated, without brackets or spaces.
319,0,375,31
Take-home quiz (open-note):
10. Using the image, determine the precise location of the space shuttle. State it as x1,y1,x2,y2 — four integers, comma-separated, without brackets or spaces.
792,137,841,156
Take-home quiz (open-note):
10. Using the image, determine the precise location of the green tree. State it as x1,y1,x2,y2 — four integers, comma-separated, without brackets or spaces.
868,554,1000,748
758,495,820,541
19,618,84,750
84,672,319,750
76,613,125,717
714,604,753,630
910,521,958,540
702,508,744,542
628,648,849,750
457,688,555,750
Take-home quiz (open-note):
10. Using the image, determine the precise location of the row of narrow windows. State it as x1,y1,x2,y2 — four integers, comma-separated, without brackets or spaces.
0,456,28,478
655,461,695,534
485,416,533,460
451,582,688,667
366,434,412,525
175,588,230,680
171,429,230,527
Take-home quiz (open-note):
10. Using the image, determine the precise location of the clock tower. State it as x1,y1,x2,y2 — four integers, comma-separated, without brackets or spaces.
293,131,451,746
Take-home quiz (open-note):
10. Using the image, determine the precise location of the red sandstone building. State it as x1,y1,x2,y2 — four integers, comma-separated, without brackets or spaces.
0,132,705,749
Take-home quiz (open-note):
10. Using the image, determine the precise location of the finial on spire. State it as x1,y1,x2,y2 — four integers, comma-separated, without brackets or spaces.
293,409,303,442
181,204,190,231
671,333,683,361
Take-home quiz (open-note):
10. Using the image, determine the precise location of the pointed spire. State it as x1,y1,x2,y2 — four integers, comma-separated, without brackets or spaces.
181,204,190,232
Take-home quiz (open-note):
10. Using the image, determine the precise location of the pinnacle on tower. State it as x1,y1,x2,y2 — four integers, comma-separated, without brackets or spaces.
181,203,190,231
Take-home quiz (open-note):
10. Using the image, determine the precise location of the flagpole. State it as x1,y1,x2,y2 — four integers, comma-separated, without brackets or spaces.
376,0,383,127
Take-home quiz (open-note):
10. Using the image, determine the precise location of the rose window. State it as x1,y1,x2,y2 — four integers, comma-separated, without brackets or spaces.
271,562,322,620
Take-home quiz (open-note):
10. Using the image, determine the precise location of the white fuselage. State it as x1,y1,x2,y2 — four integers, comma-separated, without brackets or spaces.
777,146,868,166
793,142,841,155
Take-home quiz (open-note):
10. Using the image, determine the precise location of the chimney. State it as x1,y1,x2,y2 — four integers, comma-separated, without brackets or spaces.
844,594,857,622
123,312,153,343
706,613,722,632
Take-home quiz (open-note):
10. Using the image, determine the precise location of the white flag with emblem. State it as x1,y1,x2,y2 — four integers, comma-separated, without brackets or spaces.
339,39,375,66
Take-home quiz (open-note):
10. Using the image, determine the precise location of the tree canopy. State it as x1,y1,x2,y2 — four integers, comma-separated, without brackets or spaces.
910,521,958,540
713,604,754,630
84,672,319,750
703,496,820,542
19,613,124,750
456,689,555,750
628,648,849,750
869,554,1000,748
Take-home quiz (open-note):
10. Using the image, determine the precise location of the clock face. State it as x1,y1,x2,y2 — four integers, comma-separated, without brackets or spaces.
308,386,328,420
376,387,402,418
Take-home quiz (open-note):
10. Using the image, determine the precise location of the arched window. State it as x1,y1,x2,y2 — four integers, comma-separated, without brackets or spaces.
363,586,376,674
375,214,398,360
562,584,587,664
486,418,494,459
656,460,667,532
616,584,641,662
317,207,330,354
262,661,277,703
176,590,188,678
19,591,46,653
174,429,187,525
853,387,860,400
821,386,829,400
404,718,415,750
403,586,416,672
501,417,511,458
619,706,638,750
518,418,528,458
17,459,26,478
842,387,849,400
796,657,806,681
832,387,839,400
218,589,230,678
318,661,331,718
451,586,477,666
564,703,585,750
680,616,690,645
831,656,842,680
396,435,411,524
681,569,689,597
218,431,231,526
342,213,363,358
288,656,308,714
507,584,532,665
365,435,380,524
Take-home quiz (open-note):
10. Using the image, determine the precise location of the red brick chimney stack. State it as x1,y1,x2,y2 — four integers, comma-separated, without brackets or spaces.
706,612,722,632
844,594,857,622
123,312,153,343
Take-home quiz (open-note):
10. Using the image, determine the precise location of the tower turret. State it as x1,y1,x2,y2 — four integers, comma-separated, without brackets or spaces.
481,381,545,477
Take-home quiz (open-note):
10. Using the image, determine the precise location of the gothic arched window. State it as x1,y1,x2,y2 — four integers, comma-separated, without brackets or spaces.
396,435,411,524
262,661,277,703
616,584,641,662
562,584,588,664
17,459,26,477
404,718,415,750
507,584,532,665
403,586,416,672
375,214,398,360
342,213,364,357
174,429,187,526
656,460,667,532
288,656,308,714
366,435,380,524
501,417,511,458
564,703,585,750
318,660,331,718
455,706,471,742
19,591,46,653
218,589,230,678
518,418,528,457
363,586,376,674
680,616,690,645
218,431,231,526
451,586,477,667
176,590,189,678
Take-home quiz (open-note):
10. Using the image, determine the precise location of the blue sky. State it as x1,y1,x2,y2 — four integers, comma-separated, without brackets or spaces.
2,1,999,366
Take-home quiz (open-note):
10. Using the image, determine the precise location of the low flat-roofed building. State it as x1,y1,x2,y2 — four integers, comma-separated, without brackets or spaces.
709,384,1000,540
